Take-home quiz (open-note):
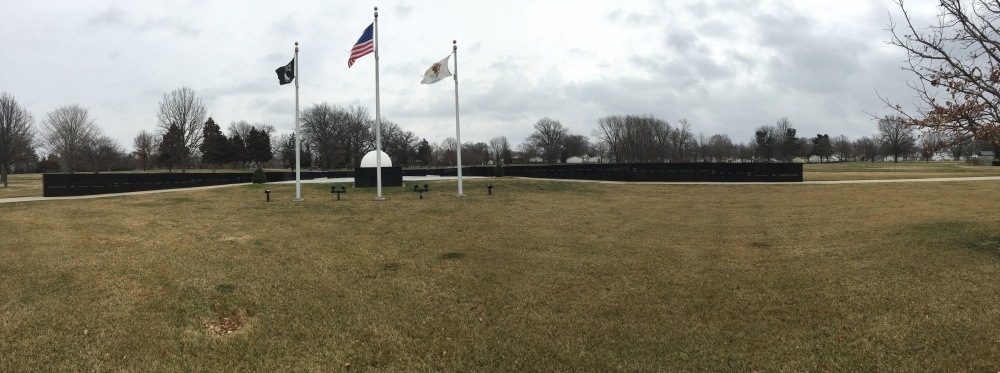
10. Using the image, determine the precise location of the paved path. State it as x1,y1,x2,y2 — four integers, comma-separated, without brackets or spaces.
0,183,251,204
3,175,999,204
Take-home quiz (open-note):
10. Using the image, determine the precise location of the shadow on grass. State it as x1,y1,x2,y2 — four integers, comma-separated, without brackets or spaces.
215,284,235,294
440,252,465,260
904,221,1000,258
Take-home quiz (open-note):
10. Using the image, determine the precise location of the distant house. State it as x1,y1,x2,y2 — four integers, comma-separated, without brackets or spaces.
565,156,584,164
975,150,995,165
930,150,954,161
792,157,807,163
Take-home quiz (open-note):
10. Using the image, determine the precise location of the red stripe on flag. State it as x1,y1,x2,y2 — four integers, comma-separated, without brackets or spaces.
348,41,374,68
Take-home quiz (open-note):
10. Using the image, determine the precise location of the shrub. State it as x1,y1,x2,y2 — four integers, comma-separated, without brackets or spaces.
493,163,504,177
252,168,268,184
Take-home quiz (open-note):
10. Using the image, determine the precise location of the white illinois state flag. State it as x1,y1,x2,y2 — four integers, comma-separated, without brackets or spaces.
421,55,452,84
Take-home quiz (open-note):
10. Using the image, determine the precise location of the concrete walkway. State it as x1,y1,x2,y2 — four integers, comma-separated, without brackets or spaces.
3,175,999,204
0,183,251,204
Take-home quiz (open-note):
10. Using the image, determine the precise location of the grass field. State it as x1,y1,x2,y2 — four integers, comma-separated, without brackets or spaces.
0,173,42,199
3,177,1000,371
802,161,1000,181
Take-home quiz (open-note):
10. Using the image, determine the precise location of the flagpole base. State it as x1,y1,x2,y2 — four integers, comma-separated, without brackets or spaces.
293,198,303,202
456,194,467,198
374,197,385,201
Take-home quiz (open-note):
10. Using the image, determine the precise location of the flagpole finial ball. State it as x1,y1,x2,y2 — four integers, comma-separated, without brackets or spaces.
453,40,457,44
294,41,298,46
374,6,378,10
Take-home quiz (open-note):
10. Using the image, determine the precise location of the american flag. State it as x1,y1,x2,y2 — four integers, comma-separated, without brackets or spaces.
348,23,374,68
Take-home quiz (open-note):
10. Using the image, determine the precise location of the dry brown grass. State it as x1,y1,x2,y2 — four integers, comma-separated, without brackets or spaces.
3,178,1000,371
0,173,42,199
803,161,1000,180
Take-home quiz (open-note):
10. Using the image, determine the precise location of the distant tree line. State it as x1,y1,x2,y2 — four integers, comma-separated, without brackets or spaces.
299,103,420,170
6,82,995,188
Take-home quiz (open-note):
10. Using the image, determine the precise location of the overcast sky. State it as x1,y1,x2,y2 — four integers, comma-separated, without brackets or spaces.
1,0,942,151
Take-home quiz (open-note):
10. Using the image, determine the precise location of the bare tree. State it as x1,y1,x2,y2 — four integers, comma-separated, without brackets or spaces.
379,118,418,166
594,116,623,162
527,117,568,163
669,119,694,162
462,142,489,165
879,116,916,163
300,104,345,170
595,114,674,162
429,141,445,166
563,134,591,158
227,120,254,145
774,117,800,162
345,106,375,168
884,0,1000,148
156,87,206,173
736,142,754,162
592,141,609,163
708,134,733,162
919,131,946,162
855,136,880,162
41,104,99,174
133,130,157,171
0,92,35,187
832,135,853,161
439,137,458,166
516,142,539,163
81,135,122,174
489,136,511,165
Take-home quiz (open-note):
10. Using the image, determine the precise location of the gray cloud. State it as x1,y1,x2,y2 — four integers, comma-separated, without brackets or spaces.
136,17,201,37
1,0,944,151
87,8,127,27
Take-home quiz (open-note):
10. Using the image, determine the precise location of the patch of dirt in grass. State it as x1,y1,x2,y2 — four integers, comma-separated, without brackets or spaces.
88,235,129,245
220,235,250,243
206,315,244,336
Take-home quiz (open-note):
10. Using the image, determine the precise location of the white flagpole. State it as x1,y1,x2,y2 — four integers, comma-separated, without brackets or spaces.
294,41,302,202
453,40,465,197
374,6,384,201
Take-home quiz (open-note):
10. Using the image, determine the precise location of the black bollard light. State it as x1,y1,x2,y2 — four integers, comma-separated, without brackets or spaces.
265,189,271,202
331,185,347,200
413,183,429,199
487,184,493,196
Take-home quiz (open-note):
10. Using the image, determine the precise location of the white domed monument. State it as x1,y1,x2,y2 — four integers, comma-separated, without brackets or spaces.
354,150,403,189
360,150,392,168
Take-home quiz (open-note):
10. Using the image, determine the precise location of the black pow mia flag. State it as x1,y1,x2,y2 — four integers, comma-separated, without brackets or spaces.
275,58,295,85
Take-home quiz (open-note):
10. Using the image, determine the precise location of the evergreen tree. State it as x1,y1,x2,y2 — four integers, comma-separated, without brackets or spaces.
280,134,296,169
228,133,247,169
418,138,432,166
812,134,833,162
778,129,800,161
198,117,229,172
302,143,313,169
246,128,273,168
157,124,185,172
